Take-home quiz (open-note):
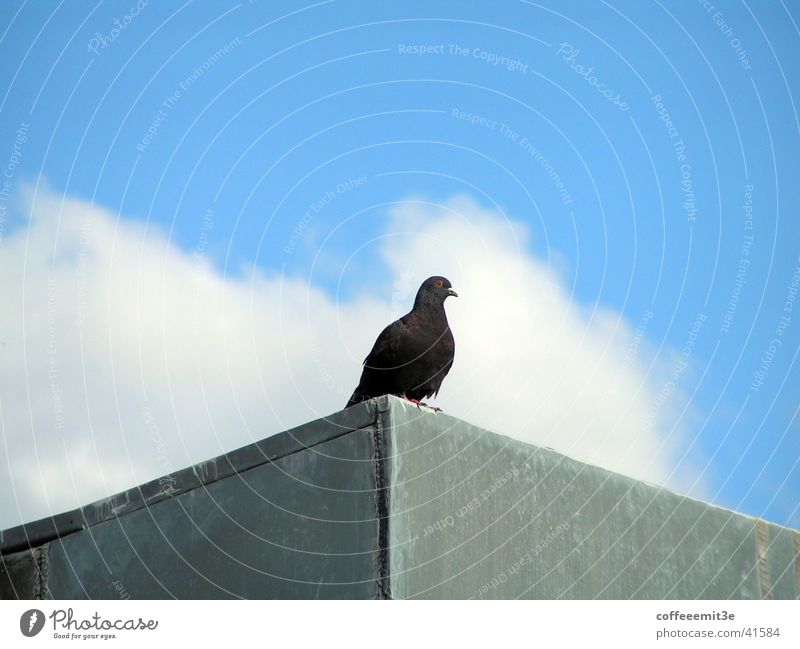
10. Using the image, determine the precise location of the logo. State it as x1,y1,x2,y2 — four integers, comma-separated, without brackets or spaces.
20,609,45,637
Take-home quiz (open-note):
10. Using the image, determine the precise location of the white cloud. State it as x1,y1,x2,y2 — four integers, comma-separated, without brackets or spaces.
381,197,703,490
0,189,703,530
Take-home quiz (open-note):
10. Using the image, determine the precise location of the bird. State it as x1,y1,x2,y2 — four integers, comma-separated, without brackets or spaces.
346,276,457,411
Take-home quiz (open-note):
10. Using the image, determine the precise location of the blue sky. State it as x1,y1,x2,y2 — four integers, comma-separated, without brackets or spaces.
0,0,798,531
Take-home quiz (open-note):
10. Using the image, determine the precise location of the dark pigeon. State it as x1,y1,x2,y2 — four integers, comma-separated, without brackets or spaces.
346,276,457,410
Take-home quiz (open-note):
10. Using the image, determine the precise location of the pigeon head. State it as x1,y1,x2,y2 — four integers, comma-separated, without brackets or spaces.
414,276,458,309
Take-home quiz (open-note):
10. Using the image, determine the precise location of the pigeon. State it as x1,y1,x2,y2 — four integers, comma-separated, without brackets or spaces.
346,276,457,410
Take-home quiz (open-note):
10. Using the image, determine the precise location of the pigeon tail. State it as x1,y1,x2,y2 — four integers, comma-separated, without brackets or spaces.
345,390,364,409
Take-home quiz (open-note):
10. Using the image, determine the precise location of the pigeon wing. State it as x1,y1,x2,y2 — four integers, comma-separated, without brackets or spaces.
346,317,413,406
362,318,412,368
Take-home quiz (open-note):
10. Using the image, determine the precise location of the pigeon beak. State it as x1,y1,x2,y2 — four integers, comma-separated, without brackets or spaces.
447,288,458,298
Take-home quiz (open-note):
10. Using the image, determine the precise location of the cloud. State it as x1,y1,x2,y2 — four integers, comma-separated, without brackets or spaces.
0,188,703,530
381,198,703,489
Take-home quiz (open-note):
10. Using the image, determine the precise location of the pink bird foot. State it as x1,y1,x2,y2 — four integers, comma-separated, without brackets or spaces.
402,396,442,413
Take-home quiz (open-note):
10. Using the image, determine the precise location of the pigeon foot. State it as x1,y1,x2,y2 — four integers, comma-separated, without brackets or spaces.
401,396,442,413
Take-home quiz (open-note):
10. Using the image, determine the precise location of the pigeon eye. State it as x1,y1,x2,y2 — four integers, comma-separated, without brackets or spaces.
434,279,443,288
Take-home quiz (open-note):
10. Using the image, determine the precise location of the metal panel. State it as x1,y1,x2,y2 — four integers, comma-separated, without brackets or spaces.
383,399,798,599
44,430,379,599
2,396,798,600
0,400,377,556
0,548,41,599
2,402,382,599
